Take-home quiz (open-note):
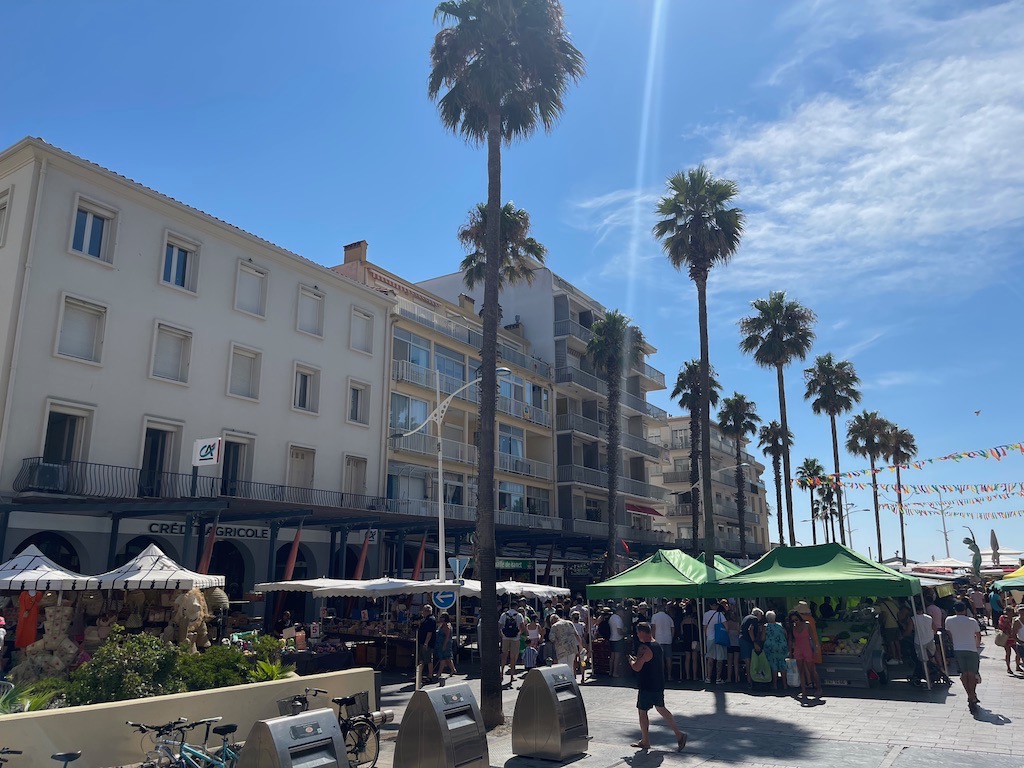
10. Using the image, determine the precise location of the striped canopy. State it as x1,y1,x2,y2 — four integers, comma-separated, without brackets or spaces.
94,544,224,590
0,545,98,591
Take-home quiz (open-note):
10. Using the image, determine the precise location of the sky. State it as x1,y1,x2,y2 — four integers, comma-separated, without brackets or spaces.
4,0,1023,565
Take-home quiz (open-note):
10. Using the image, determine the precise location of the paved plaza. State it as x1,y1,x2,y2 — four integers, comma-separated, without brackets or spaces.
371,640,1023,768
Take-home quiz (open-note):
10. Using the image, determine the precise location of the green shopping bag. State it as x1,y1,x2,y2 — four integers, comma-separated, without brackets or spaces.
749,648,772,684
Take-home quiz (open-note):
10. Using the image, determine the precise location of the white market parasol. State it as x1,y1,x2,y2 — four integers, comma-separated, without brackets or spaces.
93,544,224,590
0,545,98,591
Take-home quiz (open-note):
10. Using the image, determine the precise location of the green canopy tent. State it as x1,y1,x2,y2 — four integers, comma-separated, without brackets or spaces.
701,543,922,598
697,552,741,575
586,549,727,600
993,576,1024,591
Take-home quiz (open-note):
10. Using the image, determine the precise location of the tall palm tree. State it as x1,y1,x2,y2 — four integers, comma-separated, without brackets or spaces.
846,410,892,561
717,393,761,558
429,0,584,728
817,481,838,543
758,421,792,548
587,311,645,577
654,168,744,566
795,457,825,546
804,353,861,546
882,423,918,566
458,202,546,288
671,360,722,554
739,292,816,546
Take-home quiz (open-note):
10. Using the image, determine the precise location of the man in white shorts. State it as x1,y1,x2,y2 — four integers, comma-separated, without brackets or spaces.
650,601,675,677
702,600,728,683
499,603,525,685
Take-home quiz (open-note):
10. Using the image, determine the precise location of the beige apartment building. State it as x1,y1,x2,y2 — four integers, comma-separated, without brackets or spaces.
651,415,771,561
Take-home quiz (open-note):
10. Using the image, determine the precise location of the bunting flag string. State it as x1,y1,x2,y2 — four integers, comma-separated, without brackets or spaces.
888,507,1024,520
791,440,1024,486
879,490,1024,509
845,481,1022,494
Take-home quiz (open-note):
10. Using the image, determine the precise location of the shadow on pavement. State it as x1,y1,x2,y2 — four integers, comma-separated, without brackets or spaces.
973,707,1011,725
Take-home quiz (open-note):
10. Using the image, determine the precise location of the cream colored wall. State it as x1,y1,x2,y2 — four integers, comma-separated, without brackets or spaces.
0,668,376,768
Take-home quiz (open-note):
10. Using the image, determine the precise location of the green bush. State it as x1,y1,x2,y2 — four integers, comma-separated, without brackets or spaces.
178,644,248,691
248,659,296,682
251,634,285,665
66,627,184,705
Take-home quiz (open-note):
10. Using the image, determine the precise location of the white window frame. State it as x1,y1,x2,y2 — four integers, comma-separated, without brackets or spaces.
54,292,107,365
286,442,317,487
292,362,321,415
220,430,256,486
350,307,374,354
227,343,262,401
138,415,185,472
149,321,193,385
0,185,11,249
67,193,118,265
160,230,201,294
347,378,371,426
234,261,268,318
296,285,325,338
39,398,96,463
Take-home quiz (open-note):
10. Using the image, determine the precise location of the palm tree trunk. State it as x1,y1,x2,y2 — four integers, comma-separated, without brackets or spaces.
735,443,747,558
829,414,847,545
773,458,784,547
809,491,817,545
870,455,882,562
896,465,906,566
829,509,837,543
689,415,700,556
696,276,716,565
604,366,622,578
477,111,503,730
776,365,796,545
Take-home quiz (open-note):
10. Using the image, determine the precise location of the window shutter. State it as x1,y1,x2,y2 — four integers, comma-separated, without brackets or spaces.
59,302,100,360
298,290,321,334
231,351,255,397
236,266,264,314
352,310,372,352
153,327,186,380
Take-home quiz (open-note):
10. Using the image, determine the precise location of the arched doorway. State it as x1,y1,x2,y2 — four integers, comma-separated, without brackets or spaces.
16,532,81,572
209,541,246,602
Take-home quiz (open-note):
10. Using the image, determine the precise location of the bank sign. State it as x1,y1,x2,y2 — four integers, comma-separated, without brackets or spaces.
148,522,269,540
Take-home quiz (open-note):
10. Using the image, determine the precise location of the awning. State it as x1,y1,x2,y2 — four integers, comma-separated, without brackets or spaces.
626,504,661,517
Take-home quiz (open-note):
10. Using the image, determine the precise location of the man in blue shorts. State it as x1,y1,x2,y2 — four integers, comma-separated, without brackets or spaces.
628,622,687,752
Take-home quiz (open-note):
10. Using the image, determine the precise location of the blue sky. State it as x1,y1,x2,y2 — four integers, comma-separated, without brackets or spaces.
5,1,1023,564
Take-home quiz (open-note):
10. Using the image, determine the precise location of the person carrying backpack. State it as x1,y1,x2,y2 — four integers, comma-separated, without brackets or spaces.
499,603,525,685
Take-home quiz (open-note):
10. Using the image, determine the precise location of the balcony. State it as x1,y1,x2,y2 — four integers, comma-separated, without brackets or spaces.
630,360,666,389
392,359,436,390
555,413,606,439
556,465,666,501
496,452,553,480
567,518,670,545
619,432,661,459
618,476,667,501
553,318,593,344
555,366,607,396
499,343,552,379
569,518,606,537
661,470,692,485
391,433,478,466
620,390,668,422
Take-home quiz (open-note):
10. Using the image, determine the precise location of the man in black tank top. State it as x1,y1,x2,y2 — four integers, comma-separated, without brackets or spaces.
628,622,687,752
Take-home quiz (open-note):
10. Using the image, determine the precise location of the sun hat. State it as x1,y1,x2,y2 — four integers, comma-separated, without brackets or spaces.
795,601,812,615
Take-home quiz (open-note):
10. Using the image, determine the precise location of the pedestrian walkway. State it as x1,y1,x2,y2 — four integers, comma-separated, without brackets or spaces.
372,640,1022,767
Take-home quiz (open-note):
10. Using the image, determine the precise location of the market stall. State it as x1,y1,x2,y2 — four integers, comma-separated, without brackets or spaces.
0,546,100,682
586,549,728,600
702,543,926,689
697,552,742,575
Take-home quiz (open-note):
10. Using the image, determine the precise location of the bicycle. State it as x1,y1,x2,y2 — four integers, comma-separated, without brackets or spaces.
280,687,392,768
0,749,23,767
1,748,82,768
127,717,238,768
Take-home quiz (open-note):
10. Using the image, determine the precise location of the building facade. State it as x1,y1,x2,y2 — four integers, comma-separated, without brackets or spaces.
0,138,395,600
650,415,771,561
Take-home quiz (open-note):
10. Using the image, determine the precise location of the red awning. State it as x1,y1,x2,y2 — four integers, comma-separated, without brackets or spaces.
626,504,662,517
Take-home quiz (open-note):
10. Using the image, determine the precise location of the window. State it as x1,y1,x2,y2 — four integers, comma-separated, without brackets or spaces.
161,233,199,292
526,487,550,515
348,381,370,425
228,344,261,400
499,373,526,404
390,392,428,433
151,323,192,383
297,286,324,336
531,384,550,413
56,295,106,363
69,196,116,263
435,344,465,387
351,308,373,353
394,327,431,368
0,187,9,248
293,363,321,413
235,262,267,317
40,399,95,466
498,423,525,457
498,481,525,513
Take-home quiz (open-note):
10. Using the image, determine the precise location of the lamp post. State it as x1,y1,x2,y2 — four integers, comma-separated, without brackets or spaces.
843,504,869,551
392,366,512,580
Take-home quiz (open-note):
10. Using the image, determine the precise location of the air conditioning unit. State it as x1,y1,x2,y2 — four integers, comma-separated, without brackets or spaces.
29,462,68,493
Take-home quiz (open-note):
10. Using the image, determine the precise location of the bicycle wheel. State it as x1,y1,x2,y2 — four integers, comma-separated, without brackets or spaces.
344,720,379,768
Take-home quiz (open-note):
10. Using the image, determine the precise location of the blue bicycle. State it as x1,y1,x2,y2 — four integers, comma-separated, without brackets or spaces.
127,717,239,768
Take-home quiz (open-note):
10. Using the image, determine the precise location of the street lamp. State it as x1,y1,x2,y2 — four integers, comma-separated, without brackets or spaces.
842,505,869,550
391,366,512,580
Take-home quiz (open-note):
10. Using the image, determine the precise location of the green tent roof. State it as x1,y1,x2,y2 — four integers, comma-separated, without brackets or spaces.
697,552,742,575
701,543,922,598
993,576,1024,591
587,549,726,599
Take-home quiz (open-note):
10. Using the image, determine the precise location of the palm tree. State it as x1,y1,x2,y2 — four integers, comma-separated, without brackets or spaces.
717,393,761,558
758,421,792,548
429,0,584,728
458,202,546,288
671,360,721,554
587,311,645,577
654,167,744,566
882,423,918,566
795,458,825,545
846,410,892,561
804,353,861,546
817,482,838,543
739,292,816,546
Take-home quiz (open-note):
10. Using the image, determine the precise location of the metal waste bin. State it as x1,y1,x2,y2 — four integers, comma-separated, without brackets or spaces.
237,709,346,768
393,683,488,768
512,664,589,760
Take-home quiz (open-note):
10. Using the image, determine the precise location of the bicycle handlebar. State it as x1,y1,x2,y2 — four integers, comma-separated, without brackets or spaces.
126,717,189,735
304,687,328,696
0,750,24,756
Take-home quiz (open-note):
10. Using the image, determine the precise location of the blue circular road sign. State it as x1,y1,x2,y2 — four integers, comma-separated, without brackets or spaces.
432,590,457,610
